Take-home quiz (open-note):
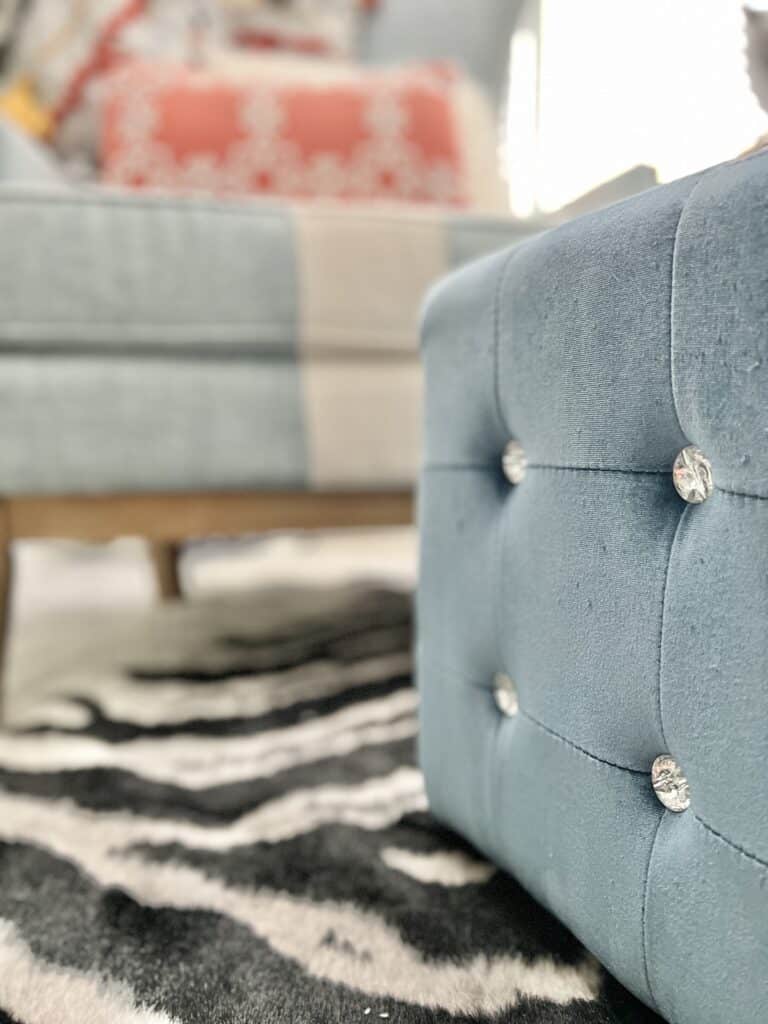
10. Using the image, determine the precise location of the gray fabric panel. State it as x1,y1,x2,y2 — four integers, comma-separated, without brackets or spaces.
0,119,65,185
0,354,307,493
0,188,298,349
358,0,525,107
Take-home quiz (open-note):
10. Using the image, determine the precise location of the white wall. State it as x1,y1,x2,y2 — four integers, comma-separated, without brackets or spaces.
508,0,767,214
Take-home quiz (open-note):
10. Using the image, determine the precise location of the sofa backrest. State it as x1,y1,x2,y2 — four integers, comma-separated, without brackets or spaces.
358,0,525,107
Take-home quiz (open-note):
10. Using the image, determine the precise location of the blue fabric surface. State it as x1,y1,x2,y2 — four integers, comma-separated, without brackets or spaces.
0,355,308,494
358,0,524,107
0,187,541,493
0,190,299,350
662,497,768,864
419,152,768,1024
672,154,768,498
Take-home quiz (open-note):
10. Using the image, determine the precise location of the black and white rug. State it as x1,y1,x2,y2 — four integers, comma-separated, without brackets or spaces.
0,582,662,1023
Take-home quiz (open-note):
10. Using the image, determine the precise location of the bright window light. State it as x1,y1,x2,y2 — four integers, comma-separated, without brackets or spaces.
508,0,767,214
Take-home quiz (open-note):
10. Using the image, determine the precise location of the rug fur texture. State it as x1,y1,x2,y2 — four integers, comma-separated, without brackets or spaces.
0,584,663,1023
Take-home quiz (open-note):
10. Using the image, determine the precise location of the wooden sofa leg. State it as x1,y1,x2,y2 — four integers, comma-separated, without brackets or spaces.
0,508,12,722
149,540,182,601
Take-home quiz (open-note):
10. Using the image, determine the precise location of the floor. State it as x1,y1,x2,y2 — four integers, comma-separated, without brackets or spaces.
6,527,418,722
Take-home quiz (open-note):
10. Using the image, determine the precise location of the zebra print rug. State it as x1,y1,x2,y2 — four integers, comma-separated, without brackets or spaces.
0,583,662,1024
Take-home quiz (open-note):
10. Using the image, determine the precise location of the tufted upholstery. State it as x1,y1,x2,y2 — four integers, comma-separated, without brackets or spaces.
418,151,768,1024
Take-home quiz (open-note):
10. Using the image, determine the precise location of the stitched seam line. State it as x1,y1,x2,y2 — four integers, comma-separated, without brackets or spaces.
656,507,687,749
527,464,667,476
486,696,505,861
490,484,511,859
716,486,768,501
641,813,665,1012
668,195,687,442
518,706,648,775
694,814,768,872
422,466,768,500
493,499,508,692
441,673,648,774
492,247,518,438
669,174,708,442
423,463,669,476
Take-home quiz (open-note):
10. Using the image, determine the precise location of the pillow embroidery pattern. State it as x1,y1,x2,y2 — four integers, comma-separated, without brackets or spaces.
101,62,468,205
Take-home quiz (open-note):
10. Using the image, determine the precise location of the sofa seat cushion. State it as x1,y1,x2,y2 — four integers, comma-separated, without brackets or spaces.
0,187,543,493
418,151,768,1024
0,187,537,354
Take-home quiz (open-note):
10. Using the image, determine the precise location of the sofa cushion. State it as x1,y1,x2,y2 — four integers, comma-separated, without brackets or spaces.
0,188,537,353
99,56,505,210
418,151,768,1024
0,187,544,492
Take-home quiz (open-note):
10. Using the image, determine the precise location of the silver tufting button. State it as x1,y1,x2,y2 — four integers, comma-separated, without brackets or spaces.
672,445,713,504
493,673,519,717
651,754,691,812
502,440,527,484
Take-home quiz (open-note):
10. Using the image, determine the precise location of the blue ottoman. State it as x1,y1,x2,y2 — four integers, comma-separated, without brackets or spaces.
418,151,768,1024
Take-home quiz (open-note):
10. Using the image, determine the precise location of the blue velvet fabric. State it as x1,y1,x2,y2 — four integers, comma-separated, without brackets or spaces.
418,151,768,1024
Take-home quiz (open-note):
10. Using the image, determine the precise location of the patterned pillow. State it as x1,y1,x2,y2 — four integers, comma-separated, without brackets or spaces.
7,0,360,167
100,56,507,209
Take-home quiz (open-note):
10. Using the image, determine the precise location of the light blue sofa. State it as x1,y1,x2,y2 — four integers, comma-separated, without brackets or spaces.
0,0,543,643
0,0,530,499
0,0,656,503
0,0,654,685
419,150,768,1024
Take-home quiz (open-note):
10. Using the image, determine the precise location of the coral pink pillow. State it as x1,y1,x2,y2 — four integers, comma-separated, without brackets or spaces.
100,57,506,209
